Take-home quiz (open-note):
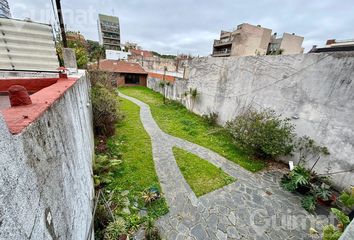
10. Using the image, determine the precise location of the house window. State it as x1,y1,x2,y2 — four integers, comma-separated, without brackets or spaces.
125,74,140,84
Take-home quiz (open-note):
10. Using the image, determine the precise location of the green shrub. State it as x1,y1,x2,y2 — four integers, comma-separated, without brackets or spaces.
226,108,295,159
104,218,127,240
331,208,350,229
93,155,122,188
202,112,219,126
92,84,122,137
322,224,342,240
301,195,316,213
89,70,115,89
144,217,161,240
281,165,312,192
339,187,354,209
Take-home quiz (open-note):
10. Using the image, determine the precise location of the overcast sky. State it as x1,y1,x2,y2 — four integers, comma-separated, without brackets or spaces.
11,0,354,56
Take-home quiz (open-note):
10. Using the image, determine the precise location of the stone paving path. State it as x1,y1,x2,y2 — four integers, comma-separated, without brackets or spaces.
119,93,325,240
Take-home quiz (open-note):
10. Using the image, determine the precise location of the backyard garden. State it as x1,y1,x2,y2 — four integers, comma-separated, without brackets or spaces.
90,74,353,240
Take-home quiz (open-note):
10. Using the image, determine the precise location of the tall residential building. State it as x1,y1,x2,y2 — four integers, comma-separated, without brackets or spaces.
212,23,304,57
97,14,120,50
212,23,272,57
0,0,11,18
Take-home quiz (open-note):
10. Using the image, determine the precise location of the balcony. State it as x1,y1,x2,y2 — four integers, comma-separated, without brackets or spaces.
212,49,231,57
101,26,120,34
213,39,232,47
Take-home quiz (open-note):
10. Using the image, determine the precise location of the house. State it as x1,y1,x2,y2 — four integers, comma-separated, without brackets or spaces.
98,60,148,87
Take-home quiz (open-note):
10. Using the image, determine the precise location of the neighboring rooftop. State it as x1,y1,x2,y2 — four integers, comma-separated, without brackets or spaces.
129,49,154,58
309,38,354,53
98,60,147,74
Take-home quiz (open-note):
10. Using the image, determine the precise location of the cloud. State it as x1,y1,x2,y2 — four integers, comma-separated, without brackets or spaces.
9,0,354,56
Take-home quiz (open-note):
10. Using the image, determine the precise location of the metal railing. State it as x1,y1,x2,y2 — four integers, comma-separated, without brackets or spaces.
212,49,231,56
214,39,232,46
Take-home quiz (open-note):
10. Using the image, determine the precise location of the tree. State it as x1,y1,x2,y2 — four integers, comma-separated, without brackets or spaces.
87,40,106,69
56,31,89,69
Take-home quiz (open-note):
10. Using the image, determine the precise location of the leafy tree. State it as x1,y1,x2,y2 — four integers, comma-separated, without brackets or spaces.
87,40,106,68
56,31,89,69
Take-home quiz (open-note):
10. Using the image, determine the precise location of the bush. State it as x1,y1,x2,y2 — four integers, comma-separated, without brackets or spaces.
104,218,127,240
88,70,116,89
225,108,295,159
301,195,316,213
281,165,311,192
202,112,219,126
92,84,122,137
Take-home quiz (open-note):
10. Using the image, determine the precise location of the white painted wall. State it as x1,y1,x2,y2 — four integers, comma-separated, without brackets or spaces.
106,50,130,60
0,73,94,239
148,52,354,189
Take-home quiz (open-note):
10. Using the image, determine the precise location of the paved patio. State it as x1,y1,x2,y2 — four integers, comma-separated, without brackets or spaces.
120,92,326,240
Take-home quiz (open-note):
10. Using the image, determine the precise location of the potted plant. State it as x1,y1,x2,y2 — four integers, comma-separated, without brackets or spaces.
314,183,336,206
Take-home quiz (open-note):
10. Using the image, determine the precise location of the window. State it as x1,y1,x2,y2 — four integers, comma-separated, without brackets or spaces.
125,74,140,84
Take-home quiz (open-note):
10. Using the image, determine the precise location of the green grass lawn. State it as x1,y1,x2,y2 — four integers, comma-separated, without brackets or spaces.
106,97,168,218
173,147,235,196
119,86,266,172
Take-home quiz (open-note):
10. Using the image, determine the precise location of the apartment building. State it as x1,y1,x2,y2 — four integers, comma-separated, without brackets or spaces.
212,23,304,57
212,23,272,57
97,14,121,50
0,0,11,18
268,32,304,55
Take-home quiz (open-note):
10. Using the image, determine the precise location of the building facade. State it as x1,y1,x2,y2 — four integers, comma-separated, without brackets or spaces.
212,23,304,57
97,14,120,50
0,0,11,18
212,23,272,57
268,32,304,55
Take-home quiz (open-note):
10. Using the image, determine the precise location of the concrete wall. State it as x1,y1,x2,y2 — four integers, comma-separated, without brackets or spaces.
0,74,94,239
148,52,354,189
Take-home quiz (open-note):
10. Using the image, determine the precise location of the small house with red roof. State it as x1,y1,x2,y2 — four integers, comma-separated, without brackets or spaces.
98,60,148,87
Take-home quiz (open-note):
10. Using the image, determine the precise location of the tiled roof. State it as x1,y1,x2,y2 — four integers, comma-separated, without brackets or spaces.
129,49,154,58
99,60,147,74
